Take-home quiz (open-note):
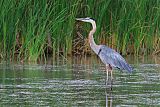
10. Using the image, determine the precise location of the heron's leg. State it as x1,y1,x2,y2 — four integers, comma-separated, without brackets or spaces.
110,70,113,90
109,64,113,81
106,68,108,81
111,70,113,80
105,67,108,86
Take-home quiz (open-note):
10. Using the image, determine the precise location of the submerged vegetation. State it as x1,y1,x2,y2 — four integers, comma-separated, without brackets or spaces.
0,0,159,61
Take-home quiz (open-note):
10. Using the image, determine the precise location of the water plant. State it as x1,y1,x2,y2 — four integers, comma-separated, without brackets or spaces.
0,0,159,62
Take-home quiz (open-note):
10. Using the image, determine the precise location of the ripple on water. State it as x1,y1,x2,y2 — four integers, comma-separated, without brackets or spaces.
0,63,160,106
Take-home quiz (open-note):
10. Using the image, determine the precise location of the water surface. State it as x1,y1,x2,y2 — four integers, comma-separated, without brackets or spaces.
0,56,160,106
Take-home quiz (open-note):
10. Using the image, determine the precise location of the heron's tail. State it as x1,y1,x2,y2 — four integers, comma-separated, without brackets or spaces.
117,60,133,73
123,63,133,73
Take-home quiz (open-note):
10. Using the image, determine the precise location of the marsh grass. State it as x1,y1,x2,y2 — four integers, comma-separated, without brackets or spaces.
0,0,159,61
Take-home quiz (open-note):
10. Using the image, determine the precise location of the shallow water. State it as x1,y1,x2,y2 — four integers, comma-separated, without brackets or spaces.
0,56,160,106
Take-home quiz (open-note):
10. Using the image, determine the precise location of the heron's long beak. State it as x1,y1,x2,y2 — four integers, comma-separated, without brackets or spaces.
76,18,85,21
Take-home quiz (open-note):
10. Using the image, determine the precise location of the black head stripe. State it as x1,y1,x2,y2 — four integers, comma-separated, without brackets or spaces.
90,18,95,21
90,18,96,21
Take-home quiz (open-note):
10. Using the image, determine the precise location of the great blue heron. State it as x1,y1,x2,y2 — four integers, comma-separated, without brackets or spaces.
76,17,133,80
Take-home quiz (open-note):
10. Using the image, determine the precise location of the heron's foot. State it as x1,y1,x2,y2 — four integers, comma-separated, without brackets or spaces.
111,76,114,81
105,76,113,82
105,80,113,90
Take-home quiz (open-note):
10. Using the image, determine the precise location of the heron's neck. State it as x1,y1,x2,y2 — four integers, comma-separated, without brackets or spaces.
88,21,99,54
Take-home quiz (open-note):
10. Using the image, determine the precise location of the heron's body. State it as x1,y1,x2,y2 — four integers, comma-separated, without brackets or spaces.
76,17,133,80
98,45,132,72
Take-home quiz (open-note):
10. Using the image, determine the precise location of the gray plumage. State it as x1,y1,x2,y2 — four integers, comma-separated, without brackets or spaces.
98,45,133,72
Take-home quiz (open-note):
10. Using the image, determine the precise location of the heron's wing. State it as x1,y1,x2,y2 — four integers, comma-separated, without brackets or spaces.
98,45,133,72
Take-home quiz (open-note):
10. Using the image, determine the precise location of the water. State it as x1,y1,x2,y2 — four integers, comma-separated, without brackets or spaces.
0,56,160,107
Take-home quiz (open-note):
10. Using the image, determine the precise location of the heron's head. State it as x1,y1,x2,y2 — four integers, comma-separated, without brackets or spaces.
76,17,95,23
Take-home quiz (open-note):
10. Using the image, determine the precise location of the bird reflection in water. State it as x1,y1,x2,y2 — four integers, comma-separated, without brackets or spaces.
105,85,113,107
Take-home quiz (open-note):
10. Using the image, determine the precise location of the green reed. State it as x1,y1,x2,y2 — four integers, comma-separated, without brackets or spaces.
0,0,159,61
78,0,160,55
